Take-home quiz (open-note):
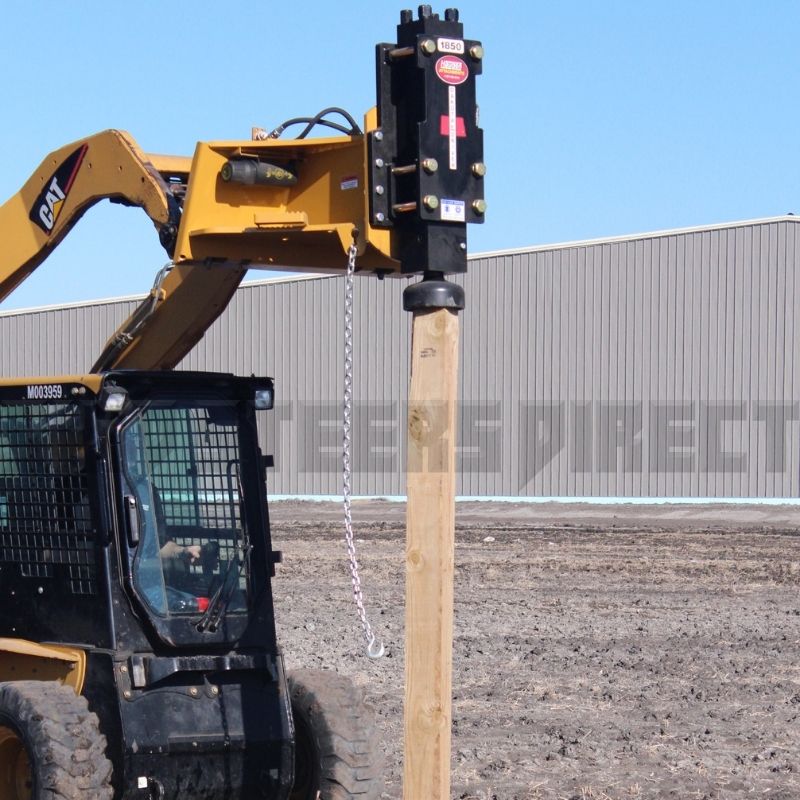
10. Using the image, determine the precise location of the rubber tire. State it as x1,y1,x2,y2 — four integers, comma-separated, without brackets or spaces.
288,669,383,800
0,681,113,800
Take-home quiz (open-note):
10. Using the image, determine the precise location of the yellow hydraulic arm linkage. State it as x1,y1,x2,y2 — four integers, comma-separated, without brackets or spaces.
93,113,399,370
0,115,400,371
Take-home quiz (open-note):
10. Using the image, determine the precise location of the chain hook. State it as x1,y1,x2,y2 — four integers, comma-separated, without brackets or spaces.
367,635,385,659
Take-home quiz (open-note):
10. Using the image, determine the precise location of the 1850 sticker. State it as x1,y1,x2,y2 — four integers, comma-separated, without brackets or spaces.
437,37,464,54
435,56,469,85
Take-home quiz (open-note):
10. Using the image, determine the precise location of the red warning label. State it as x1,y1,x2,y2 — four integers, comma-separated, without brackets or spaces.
440,115,467,137
435,56,469,85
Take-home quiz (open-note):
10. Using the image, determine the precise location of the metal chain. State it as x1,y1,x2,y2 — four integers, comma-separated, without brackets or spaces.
343,243,385,659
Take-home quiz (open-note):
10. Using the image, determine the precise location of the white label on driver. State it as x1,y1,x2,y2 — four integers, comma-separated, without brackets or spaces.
441,199,466,222
437,37,464,54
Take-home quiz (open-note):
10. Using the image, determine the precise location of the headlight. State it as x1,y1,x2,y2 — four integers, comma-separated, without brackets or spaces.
254,388,274,410
100,386,128,413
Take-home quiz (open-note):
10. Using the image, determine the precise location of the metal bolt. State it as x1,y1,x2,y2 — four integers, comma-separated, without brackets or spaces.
211,686,219,696
120,665,128,674
420,38,436,56
469,45,484,61
374,131,384,142
37,586,43,594
375,212,386,223
190,687,199,697
459,242,467,251
388,46,415,60
472,199,487,215
423,195,440,211
374,157,385,169
375,185,385,196
471,162,487,178
391,163,416,176
123,690,132,699
421,158,439,174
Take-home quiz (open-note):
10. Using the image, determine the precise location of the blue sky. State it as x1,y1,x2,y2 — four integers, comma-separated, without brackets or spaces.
1,1,797,310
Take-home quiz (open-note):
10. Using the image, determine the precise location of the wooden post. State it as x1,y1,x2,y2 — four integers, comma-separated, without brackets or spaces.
403,302,460,800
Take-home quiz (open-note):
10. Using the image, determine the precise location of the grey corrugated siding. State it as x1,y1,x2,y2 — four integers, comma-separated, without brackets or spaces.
1,217,798,498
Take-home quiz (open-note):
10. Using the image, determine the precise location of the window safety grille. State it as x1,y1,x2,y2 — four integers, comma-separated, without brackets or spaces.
0,403,94,595
142,408,243,563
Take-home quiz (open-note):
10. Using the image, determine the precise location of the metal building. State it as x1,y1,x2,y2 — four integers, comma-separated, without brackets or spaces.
2,216,799,499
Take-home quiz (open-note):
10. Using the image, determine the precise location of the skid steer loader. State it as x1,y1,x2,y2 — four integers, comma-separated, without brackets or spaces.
0,5,483,797
0,371,382,799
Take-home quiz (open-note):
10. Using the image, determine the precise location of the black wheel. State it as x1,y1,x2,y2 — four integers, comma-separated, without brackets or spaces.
288,669,383,800
0,681,113,800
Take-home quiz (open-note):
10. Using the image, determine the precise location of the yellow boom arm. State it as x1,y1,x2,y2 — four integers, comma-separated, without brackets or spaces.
0,114,398,371
0,130,177,302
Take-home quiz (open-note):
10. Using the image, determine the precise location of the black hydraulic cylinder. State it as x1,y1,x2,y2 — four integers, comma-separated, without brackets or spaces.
220,159,298,187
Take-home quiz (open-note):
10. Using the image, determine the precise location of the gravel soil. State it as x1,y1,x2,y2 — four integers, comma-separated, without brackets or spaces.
269,500,800,800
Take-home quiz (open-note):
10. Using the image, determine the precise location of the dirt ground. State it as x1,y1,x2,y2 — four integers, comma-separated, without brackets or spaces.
268,500,800,800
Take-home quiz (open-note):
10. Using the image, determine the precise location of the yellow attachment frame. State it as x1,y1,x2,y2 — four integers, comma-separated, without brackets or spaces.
98,110,398,369
170,133,393,273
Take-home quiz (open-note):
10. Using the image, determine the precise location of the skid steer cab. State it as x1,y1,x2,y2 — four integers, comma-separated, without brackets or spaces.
0,372,382,800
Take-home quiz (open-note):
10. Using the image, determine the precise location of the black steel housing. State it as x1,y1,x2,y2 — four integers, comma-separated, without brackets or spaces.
370,6,484,275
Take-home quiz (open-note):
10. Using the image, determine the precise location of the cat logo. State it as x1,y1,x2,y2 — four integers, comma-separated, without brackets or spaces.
29,144,88,234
